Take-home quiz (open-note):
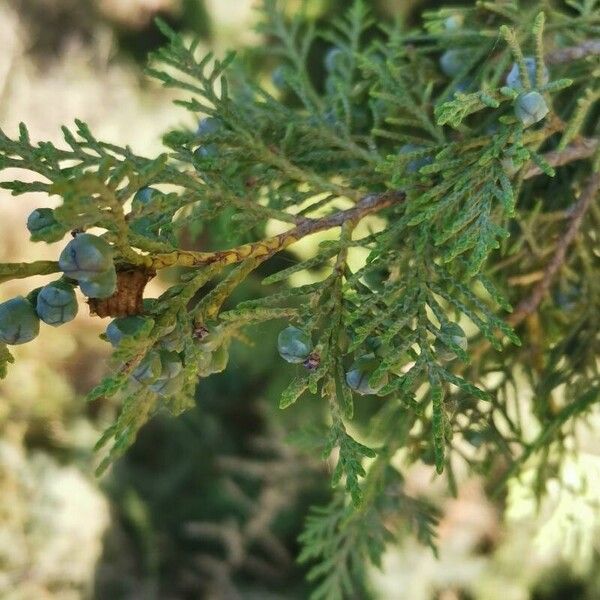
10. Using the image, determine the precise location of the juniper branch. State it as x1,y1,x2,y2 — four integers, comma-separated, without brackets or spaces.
149,190,405,270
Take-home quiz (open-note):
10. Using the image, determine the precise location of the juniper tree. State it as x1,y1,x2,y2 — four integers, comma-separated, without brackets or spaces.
1,0,600,597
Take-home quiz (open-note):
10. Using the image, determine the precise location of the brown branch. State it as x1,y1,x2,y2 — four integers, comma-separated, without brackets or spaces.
508,172,600,327
149,190,405,270
545,40,600,65
522,137,599,180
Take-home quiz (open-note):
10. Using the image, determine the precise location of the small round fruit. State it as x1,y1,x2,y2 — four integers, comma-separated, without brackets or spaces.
444,14,464,30
150,372,185,397
271,66,287,90
399,143,432,173
345,353,388,395
132,350,162,384
325,47,345,73
158,350,183,380
27,208,67,243
197,117,222,136
79,267,117,299
58,233,114,281
278,326,312,364
36,281,78,326
106,315,149,347
439,49,469,77
0,296,40,345
434,322,467,361
514,91,549,127
505,57,549,90
132,187,159,212
195,144,218,159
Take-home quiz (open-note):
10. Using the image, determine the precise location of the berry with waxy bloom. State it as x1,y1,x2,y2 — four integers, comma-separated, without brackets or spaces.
0,296,40,345
345,353,388,395
514,91,549,127
78,266,117,299
506,57,549,90
105,315,149,347
278,326,312,364
58,233,114,281
36,280,78,326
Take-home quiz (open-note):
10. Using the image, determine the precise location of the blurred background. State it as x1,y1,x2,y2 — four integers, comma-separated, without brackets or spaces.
1,1,599,599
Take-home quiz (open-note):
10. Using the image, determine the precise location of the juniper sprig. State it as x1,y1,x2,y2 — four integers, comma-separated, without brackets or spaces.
1,1,599,597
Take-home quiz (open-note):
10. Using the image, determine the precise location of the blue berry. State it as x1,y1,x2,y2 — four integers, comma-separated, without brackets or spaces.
439,49,469,77
325,48,346,73
434,322,467,361
444,14,464,31
132,187,159,212
0,296,40,345
278,326,312,364
132,350,162,384
514,91,549,127
197,117,222,136
271,66,288,90
399,144,433,173
157,350,183,380
149,372,185,397
36,280,78,326
345,353,387,395
58,233,114,281
79,266,117,299
27,208,67,243
506,57,549,90
106,316,149,347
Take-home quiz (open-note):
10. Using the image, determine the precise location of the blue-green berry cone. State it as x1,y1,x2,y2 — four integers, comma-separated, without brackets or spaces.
278,326,312,364
0,296,40,345
132,350,162,384
131,187,158,212
27,208,68,243
79,266,117,299
324,47,345,72
197,117,222,136
271,66,287,90
444,14,464,30
106,315,149,347
130,215,162,238
149,372,185,397
345,353,387,395
157,350,183,380
439,49,469,77
36,281,78,326
434,322,468,361
195,144,218,159
506,57,549,90
515,91,549,127
58,233,114,281
399,144,432,173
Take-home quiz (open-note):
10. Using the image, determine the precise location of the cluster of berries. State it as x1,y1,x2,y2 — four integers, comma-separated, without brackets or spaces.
277,322,467,397
0,223,117,345
106,316,186,397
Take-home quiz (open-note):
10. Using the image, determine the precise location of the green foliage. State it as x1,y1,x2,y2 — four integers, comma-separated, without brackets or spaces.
1,0,600,597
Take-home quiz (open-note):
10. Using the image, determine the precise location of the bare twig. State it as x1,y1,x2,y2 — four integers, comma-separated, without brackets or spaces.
508,172,600,326
545,40,600,65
